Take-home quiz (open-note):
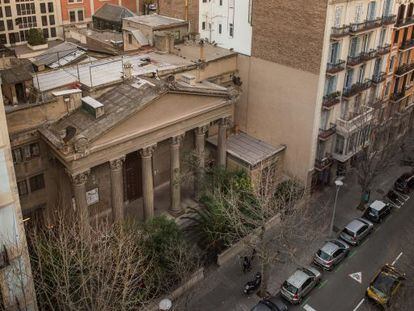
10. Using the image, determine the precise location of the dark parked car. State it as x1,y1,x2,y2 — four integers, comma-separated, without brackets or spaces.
339,218,373,246
313,239,350,270
251,295,288,311
363,200,392,223
394,172,414,194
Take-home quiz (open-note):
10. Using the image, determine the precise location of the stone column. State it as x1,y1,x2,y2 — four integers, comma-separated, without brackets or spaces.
140,145,156,221
217,117,230,167
170,134,185,215
70,170,90,230
110,156,125,222
194,125,208,200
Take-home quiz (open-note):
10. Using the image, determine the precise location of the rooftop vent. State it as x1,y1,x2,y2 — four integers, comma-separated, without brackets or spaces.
82,96,104,119
180,73,196,86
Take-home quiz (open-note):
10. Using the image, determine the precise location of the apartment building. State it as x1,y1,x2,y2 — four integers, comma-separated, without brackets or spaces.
199,0,252,55
0,0,63,46
0,79,37,310
60,0,139,26
235,0,409,189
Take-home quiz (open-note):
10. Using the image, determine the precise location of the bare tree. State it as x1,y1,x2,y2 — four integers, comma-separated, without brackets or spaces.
189,164,330,296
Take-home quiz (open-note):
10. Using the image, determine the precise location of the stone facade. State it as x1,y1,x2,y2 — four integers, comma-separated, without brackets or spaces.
158,0,199,33
251,0,328,74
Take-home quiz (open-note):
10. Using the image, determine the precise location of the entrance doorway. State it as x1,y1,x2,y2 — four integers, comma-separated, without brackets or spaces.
124,152,143,201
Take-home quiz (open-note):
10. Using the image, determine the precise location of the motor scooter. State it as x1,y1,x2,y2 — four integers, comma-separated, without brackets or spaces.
243,272,261,295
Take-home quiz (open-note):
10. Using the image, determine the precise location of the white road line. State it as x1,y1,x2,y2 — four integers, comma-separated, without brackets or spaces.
353,298,365,311
392,252,403,266
303,304,317,311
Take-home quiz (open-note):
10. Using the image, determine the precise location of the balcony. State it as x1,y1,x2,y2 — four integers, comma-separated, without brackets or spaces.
349,18,382,34
337,107,374,133
368,97,385,109
395,16,414,28
400,39,414,51
372,72,386,84
318,124,336,141
377,44,391,55
381,14,397,25
390,89,407,102
322,91,341,109
347,49,377,67
331,25,350,39
343,80,372,98
395,62,414,77
314,156,333,171
326,60,346,74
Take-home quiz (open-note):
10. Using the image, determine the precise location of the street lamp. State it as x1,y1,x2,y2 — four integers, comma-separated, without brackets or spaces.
329,179,344,238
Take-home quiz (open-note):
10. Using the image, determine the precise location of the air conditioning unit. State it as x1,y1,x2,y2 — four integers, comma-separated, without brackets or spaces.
0,246,9,270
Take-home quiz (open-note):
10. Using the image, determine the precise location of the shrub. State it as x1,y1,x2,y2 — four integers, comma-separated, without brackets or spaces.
27,28,46,46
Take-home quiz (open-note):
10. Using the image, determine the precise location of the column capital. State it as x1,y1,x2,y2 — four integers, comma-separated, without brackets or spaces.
140,144,157,158
67,169,90,186
110,156,125,170
195,125,209,135
171,133,185,146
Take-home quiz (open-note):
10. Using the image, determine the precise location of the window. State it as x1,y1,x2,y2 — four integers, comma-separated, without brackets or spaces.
42,28,49,39
334,6,343,27
9,32,20,44
40,3,46,13
128,33,132,44
335,135,345,154
219,0,223,5
7,20,13,30
49,15,55,25
355,3,363,23
12,143,40,163
229,23,234,37
50,27,56,37
202,21,206,30
42,16,48,26
69,10,76,22
16,3,36,16
0,34,6,44
48,2,54,13
367,1,377,21
394,30,399,44
329,42,340,63
218,24,222,34
384,0,393,17
17,180,28,196
77,9,84,21
0,21,4,32
5,6,11,17
29,174,45,192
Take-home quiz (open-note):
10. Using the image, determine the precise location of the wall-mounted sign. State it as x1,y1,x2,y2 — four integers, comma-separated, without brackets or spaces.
86,188,99,206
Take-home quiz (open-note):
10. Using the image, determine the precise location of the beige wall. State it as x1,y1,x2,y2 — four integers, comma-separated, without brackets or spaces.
236,55,320,185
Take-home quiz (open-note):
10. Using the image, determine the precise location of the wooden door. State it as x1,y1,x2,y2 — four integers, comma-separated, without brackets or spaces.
124,152,142,201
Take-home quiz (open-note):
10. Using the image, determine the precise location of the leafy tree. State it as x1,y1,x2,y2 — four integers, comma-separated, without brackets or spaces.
27,29,46,46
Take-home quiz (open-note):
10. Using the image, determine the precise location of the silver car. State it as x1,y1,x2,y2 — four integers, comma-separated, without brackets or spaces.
313,239,350,270
280,266,322,304
339,218,373,246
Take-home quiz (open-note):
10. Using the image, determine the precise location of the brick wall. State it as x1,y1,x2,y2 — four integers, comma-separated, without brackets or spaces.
251,0,328,74
158,0,199,33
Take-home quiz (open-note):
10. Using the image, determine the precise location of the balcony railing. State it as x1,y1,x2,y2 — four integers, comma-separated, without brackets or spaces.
322,91,341,109
349,18,382,34
372,72,386,84
395,62,414,76
377,44,391,55
337,107,374,132
343,79,372,98
390,89,406,102
326,60,346,74
400,39,414,51
314,156,333,171
331,25,350,38
368,97,385,109
381,14,397,25
318,124,336,141
395,16,414,28
347,49,377,67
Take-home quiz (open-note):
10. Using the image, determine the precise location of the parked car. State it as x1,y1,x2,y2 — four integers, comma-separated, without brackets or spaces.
394,172,414,194
251,295,288,311
366,264,406,307
339,218,373,246
313,239,350,270
280,266,321,304
362,200,392,223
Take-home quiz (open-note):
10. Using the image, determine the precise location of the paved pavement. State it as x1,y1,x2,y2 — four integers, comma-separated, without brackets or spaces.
184,158,414,311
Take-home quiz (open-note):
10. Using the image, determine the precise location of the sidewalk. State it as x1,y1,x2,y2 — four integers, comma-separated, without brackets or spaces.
183,158,412,311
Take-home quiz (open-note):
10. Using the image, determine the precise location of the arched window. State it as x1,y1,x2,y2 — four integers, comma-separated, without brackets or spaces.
407,3,414,18
397,5,406,23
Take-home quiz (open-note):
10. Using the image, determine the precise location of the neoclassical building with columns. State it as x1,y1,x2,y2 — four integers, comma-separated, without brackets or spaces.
39,76,237,226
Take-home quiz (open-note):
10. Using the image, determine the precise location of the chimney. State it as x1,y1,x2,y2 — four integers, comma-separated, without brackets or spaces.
199,39,205,62
123,61,133,79
180,73,196,86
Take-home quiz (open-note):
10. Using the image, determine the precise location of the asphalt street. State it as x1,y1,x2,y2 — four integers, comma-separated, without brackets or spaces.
288,194,414,311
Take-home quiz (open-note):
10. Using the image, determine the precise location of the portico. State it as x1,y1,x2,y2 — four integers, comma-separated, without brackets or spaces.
40,78,236,225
